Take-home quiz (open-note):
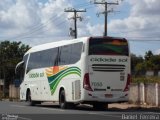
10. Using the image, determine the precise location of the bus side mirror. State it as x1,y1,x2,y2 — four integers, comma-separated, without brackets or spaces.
15,61,24,74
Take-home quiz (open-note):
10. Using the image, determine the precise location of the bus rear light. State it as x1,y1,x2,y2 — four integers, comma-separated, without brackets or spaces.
123,74,131,92
83,73,93,91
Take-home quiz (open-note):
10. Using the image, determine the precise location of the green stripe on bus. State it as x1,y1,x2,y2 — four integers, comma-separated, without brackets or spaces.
46,67,81,95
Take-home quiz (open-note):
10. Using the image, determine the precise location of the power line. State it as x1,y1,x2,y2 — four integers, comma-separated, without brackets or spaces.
128,39,160,41
13,19,68,41
10,13,66,41
127,39,160,42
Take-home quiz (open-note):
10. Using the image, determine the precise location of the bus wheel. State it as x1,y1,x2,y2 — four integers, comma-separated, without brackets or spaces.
27,90,35,106
93,102,108,110
59,90,68,109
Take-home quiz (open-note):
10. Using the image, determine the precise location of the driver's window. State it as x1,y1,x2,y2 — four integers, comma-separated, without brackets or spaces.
15,62,24,83
15,54,28,83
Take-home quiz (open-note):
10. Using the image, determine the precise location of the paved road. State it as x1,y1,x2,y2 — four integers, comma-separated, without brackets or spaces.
0,101,160,120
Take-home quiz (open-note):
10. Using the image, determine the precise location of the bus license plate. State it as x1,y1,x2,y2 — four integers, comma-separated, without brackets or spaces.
105,94,113,98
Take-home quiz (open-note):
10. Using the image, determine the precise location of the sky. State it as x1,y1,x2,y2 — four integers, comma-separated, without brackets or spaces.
0,0,160,56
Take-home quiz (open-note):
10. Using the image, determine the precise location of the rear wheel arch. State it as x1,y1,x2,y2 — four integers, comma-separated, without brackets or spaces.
59,87,69,109
59,87,65,101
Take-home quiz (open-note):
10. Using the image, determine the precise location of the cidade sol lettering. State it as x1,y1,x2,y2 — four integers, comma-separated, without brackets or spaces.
119,58,127,62
90,58,116,62
90,58,128,63
29,72,44,78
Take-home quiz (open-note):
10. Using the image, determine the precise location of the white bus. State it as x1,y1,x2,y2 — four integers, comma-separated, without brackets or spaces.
15,36,131,110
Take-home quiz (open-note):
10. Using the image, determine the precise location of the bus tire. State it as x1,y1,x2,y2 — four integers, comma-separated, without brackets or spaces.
27,90,35,106
93,102,108,110
59,90,69,109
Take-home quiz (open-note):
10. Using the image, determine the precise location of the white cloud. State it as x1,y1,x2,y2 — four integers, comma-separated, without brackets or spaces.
108,0,160,40
76,15,103,37
129,0,160,17
0,0,15,11
0,0,73,45
0,0,104,46
0,0,41,35
0,0,160,49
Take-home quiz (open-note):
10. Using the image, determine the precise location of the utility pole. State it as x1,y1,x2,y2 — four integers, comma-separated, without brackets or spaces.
94,0,119,36
64,8,86,39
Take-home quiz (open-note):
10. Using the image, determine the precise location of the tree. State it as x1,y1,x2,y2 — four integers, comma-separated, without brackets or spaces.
144,50,153,61
144,51,160,71
131,50,160,77
135,62,146,76
150,55,160,70
145,60,155,71
0,41,30,96
131,53,144,75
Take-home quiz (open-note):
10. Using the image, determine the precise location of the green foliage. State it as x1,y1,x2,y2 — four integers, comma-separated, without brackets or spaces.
131,50,160,76
131,53,144,75
144,50,153,61
150,55,160,70
0,41,30,95
135,62,146,75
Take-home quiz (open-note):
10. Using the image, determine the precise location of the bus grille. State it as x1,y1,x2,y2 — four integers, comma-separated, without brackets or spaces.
92,64,125,72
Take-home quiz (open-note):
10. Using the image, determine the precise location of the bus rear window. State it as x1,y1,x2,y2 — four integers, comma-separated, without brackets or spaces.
89,38,129,56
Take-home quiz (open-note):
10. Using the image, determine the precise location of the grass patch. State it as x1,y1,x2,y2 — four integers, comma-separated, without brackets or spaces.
132,76,160,83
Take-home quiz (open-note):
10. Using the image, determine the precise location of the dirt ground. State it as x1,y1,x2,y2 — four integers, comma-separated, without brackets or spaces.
109,102,160,112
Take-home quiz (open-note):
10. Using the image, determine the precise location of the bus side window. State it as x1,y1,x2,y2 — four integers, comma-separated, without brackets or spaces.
19,54,29,81
20,63,25,82
15,61,25,83
59,45,71,65
70,42,83,64
27,47,59,72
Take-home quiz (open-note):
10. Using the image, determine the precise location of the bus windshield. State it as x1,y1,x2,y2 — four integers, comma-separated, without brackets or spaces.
89,38,129,56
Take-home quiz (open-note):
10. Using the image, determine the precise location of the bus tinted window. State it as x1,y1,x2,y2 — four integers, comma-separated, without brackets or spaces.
59,42,83,65
27,47,58,71
59,45,71,65
70,42,83,64
89,38,129,56
27,42,83,72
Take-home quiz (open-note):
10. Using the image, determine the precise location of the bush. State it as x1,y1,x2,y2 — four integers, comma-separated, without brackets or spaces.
132,76,160,83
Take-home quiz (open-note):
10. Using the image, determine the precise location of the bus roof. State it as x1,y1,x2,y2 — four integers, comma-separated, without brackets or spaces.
25,37,89,55
25,36,127,55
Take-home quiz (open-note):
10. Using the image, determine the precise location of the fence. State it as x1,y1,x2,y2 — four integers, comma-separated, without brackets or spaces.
9,84,20,100
129,83,160,106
